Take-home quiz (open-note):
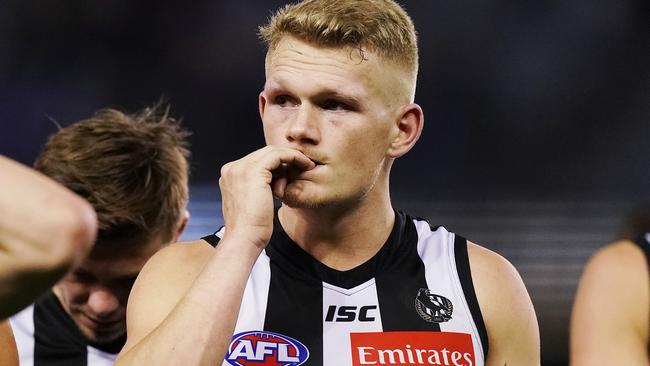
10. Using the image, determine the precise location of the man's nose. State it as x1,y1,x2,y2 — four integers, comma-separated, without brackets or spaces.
87,287,120,317
285,104,320,145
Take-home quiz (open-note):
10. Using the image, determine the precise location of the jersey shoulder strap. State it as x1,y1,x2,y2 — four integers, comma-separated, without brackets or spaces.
201,226,224,248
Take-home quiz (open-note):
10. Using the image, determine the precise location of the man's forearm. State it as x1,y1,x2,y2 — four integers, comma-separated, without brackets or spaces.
0,156,97,318
116,239,261,365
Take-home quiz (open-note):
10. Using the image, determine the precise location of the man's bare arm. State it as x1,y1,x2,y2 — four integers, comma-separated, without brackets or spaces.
116,239,261,365
570,241,650,366
468,242,540,366
0,156,97,319
116,147,315,365
0,320,18,366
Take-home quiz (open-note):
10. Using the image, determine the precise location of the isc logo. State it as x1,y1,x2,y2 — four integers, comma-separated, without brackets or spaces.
225,330,309,366
325,305,378,322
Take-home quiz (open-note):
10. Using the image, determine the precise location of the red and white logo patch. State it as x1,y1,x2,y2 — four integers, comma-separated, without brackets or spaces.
350,331,475,366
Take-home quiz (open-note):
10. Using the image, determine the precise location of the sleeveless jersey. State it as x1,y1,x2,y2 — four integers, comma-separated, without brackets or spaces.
9,290,124,366
204,210,488,366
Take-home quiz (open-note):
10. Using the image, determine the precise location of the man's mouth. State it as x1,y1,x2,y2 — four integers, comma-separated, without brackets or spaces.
79,312,122,329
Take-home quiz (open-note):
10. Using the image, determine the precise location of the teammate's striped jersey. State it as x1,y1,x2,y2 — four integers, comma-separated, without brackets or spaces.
206,210,488,366
9,291,123,366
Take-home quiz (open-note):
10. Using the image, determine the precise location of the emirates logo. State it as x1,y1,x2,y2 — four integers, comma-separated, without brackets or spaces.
415,288,453,323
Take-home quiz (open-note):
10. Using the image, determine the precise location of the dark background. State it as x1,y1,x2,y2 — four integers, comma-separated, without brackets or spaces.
1,1,649,365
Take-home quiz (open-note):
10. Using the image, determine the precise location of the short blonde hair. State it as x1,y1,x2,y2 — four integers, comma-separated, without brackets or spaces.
259,0,418,77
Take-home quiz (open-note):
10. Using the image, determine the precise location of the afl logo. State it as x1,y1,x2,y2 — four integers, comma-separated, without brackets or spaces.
225,330,310,366
415,288,453,323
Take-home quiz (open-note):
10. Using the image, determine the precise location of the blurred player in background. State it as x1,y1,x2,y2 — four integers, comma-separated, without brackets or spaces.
9,105,191,365
572,204,650,365
0,155,97,366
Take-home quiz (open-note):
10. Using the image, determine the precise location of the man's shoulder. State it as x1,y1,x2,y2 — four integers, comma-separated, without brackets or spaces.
466,241,540,363
466,241,530,308
126,240,216,337
577,240,648,310
141,240,215,278
466,241,515,278
588,240,647,274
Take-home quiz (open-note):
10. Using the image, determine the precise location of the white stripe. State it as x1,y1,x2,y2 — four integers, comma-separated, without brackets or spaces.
231,250,271,335
414,220,485,366
322,279,383,366
86,346,117,365
9,304,35,366
218,228,271,366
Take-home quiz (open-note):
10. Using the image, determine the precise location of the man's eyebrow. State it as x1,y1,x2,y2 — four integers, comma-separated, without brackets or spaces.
264,81,362,107
112,274,139,282
314,91,361,107
73,267,92,274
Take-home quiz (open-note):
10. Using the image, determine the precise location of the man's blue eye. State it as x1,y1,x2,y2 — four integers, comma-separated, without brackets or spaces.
275,95,290,105
323,100,347,111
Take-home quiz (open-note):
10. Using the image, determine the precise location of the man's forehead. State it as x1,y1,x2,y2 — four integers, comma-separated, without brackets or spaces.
265,35,414,105
82,238,163,269
77,251,153,277
265,36,375,75
86,250,149,267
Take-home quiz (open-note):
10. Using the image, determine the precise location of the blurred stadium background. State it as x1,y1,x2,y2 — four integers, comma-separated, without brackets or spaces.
1,1,649,364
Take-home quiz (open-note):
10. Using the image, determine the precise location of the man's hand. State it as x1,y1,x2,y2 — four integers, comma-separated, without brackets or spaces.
219,146,315,249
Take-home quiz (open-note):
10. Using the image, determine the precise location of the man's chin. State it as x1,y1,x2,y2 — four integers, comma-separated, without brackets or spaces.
84,331,125,345
281,189,327,209
76,322,125,344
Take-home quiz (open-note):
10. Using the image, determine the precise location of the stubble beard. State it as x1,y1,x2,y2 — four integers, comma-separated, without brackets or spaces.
281,180,373,211
281,186,328,209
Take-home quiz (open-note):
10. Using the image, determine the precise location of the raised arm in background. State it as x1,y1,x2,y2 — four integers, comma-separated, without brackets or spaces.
0,155,96,319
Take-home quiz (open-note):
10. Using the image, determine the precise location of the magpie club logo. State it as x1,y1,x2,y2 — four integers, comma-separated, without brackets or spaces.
225,330,309,366
415,288,453,323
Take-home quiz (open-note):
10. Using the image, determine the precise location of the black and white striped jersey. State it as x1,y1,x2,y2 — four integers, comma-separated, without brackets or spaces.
9,291,124,366
204,210,488,366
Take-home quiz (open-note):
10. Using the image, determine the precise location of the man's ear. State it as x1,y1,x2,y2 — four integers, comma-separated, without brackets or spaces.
387,103,424,158
259,91,267,120
173,209,190,242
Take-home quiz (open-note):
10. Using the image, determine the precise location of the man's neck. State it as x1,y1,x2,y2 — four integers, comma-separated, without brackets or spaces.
278,195,395,271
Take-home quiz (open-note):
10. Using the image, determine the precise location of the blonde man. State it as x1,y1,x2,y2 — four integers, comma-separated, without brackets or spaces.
118,1,540,365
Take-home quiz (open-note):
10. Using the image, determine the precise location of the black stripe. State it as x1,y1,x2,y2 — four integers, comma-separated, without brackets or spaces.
375,212,441,332
268,211,404,289
201,228,223,248
33,291,87,366
263,258,323,366
631,233,650,354
454,235,489,359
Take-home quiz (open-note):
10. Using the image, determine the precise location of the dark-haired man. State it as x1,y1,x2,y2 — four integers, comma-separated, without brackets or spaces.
9,106,191,365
